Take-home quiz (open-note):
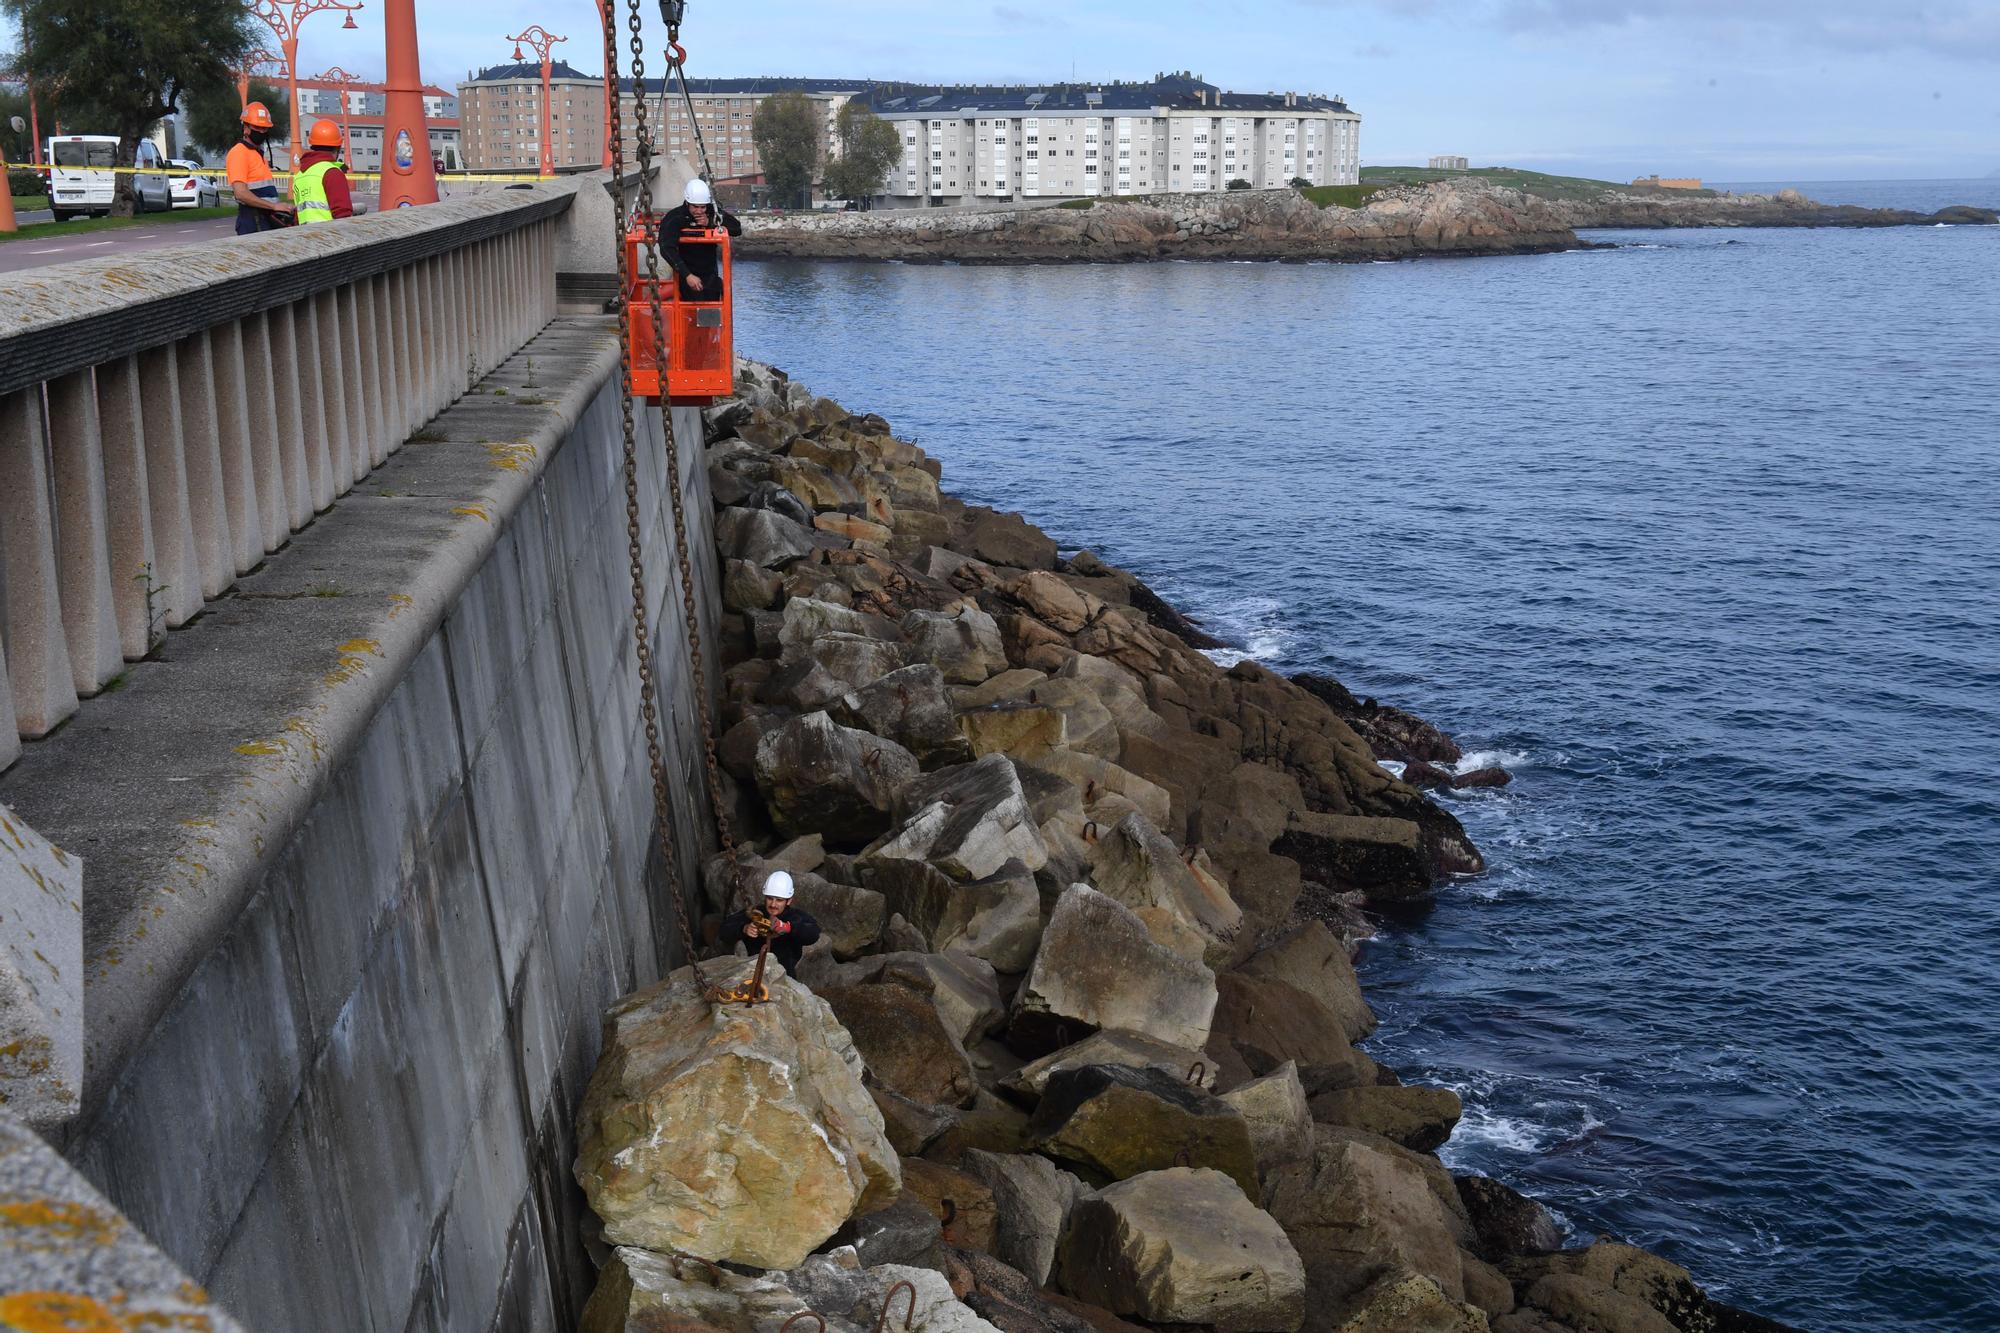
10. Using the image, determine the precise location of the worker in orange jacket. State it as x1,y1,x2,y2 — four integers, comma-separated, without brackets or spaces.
226,103,294,235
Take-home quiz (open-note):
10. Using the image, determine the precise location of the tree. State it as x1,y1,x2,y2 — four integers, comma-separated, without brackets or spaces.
1225,177,1253,191
185,77,289,162
752,90,819,210
821,100,899,207
3,0,254,215
1289,176,1312,189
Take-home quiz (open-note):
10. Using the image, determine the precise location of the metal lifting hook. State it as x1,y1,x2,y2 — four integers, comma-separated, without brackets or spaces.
874,1280,918,1333
779,1314,828,1333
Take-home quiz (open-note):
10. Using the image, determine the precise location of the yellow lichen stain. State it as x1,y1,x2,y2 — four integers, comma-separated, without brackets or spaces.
325,639,381,688
483,441,539,472
451,504,491,523
0,1199,123,1246
0,1291,121,1333
175,819,218,832
232,741,283,758
387,593,414,620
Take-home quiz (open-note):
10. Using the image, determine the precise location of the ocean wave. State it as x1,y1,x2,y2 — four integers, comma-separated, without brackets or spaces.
1454,748,1534,774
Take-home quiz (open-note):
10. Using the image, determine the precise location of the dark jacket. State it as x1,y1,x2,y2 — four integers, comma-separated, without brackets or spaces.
655,201,742,299
719,905,821,975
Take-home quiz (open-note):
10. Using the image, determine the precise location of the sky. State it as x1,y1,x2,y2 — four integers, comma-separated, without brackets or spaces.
16,1,2000,180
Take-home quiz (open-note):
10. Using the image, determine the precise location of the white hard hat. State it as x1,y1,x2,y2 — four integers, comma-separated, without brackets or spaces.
684,178,713,206
762,870,795,900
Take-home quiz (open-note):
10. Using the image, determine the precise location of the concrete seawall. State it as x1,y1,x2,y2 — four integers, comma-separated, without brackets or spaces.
0,319,722,1330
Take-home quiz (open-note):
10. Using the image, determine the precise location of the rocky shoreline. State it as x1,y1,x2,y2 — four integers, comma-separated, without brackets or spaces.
736,178,1994,266
570,360,1800,1332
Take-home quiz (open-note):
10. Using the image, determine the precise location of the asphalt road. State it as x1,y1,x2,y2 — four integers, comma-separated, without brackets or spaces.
0,216,243,274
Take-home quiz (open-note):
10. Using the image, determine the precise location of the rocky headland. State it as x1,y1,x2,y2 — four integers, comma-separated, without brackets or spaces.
737,178,1995,265
568,360,1801,1332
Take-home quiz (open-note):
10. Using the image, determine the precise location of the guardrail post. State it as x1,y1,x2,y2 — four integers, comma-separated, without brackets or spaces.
0,389,81,738
174,331,235,600
0,639,16,771
136,344,203,630
94,357,162,659
46,371,125,694
291,302,334,512
313,290,354,500
239,312,289,553
362,276,392,468
209,320,262,577
267,305,313,530
338,283,370,486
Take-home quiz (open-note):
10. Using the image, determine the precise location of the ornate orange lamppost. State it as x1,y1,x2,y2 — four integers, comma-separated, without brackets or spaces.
377,0,437,207
308,64,368,158
234,46,284,111
504,24,567,177
247,0,365,166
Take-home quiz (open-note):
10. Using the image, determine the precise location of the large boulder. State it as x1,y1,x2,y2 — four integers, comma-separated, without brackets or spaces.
580,1247,817,1333
1088,810,1244,966
960,1149,1086,1286
904,606,1010,684
573,957,898,1269
821,972,980,1108
833,663,976,769
956,1247,1112,1333
1026,1064,1260,1196
784,1257,1005,1333
1057,1168,1306,1332
1238,922,1376,1042
1319,1268,1492,1333
1212,972,1369,1072
789,871,888,960
1005,1028,1216,1100
899,1156,1001,1253
1022,749,1172,831
958,507,1059,571
755,711,921,846
1221,1061,1314,1181
780,595,903,650
716,505,817,568
1502,1243,1779,1333
1274,813,1434,904
960,701,1070,759
1309,1085,1463,1154
864,858,1044,975
869,754,1050,880
1454,1175,1564,1263
1009,885,1218,1055
1263,1131,1468,1311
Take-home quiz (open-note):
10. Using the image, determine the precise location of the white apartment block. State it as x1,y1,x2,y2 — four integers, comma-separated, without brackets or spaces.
869,77,1359,208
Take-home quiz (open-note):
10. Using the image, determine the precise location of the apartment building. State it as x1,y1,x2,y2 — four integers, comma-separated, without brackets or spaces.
866,75,1360,208
457,61,608,171
1429,155,1469,171
297,83,460,171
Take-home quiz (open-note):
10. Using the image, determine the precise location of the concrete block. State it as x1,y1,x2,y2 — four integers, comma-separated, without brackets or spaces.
0,802,83,1130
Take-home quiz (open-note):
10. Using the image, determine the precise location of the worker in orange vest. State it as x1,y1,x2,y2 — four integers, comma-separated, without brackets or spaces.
226,103,295,235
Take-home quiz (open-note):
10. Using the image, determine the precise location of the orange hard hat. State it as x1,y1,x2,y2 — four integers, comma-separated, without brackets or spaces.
241,102,275,130
308,118,343,149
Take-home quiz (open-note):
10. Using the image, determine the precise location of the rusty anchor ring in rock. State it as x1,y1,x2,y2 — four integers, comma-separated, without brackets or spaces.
1081,820,1100,846
874,1279,918,1333
780,1314,828,1333
1186,1060,1208,1086
938,1197,959,1243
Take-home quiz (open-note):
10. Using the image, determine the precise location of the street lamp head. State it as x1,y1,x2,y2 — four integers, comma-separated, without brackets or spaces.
342,11,359,28
513,43,526,60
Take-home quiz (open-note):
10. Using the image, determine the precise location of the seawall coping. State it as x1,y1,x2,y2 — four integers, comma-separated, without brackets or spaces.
0,317,623,1122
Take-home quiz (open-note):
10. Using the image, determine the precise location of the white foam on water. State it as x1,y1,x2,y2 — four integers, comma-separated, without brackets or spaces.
1377,759,1408,779
1455,748,1532,774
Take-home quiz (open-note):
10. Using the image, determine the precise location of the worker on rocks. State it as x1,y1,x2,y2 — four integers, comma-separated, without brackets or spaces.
293,119,357,225
226,102,295,234
721,871,820,975
655,177,741,302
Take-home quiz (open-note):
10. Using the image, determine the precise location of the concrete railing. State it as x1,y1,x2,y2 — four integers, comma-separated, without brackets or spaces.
0,183,574,769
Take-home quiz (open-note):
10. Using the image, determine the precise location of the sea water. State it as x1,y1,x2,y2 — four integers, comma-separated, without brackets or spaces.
733,187,2000,1329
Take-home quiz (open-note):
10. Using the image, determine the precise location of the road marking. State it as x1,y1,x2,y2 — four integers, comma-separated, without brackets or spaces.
85,240,116,247
30,247,68,254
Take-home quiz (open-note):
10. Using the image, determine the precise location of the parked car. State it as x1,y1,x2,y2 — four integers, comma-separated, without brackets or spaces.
46,134,118,219
166,159,220,209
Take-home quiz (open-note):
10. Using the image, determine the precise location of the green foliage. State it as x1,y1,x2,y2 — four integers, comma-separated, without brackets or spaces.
821,100,900,203
185,78,289,159
1288,176,1312,189
1299,183,1386,209
3,0,254,215
10,168,45,201
0,203,234,242
752,90,820,209
1055,198,1097,209
1358,165,1628,201
1225,177,1253,191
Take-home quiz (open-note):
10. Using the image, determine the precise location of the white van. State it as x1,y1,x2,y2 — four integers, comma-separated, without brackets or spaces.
47,135,119,220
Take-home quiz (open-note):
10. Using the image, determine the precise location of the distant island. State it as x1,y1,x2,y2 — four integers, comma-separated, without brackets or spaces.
738,171,1996,266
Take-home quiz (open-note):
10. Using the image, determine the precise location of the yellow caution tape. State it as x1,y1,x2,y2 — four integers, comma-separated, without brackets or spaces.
20,163,550,183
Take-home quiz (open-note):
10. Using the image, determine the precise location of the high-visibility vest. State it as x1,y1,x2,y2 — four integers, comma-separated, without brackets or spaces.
294,160,340,224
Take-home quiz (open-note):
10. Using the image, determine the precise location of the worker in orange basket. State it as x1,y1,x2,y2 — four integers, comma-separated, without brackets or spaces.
227,103,295,234
655,177,741,301
293,119,356,225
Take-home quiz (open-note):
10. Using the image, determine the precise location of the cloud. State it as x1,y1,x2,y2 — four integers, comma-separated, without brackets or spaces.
992,5,1067,29
1294,0,2000,59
